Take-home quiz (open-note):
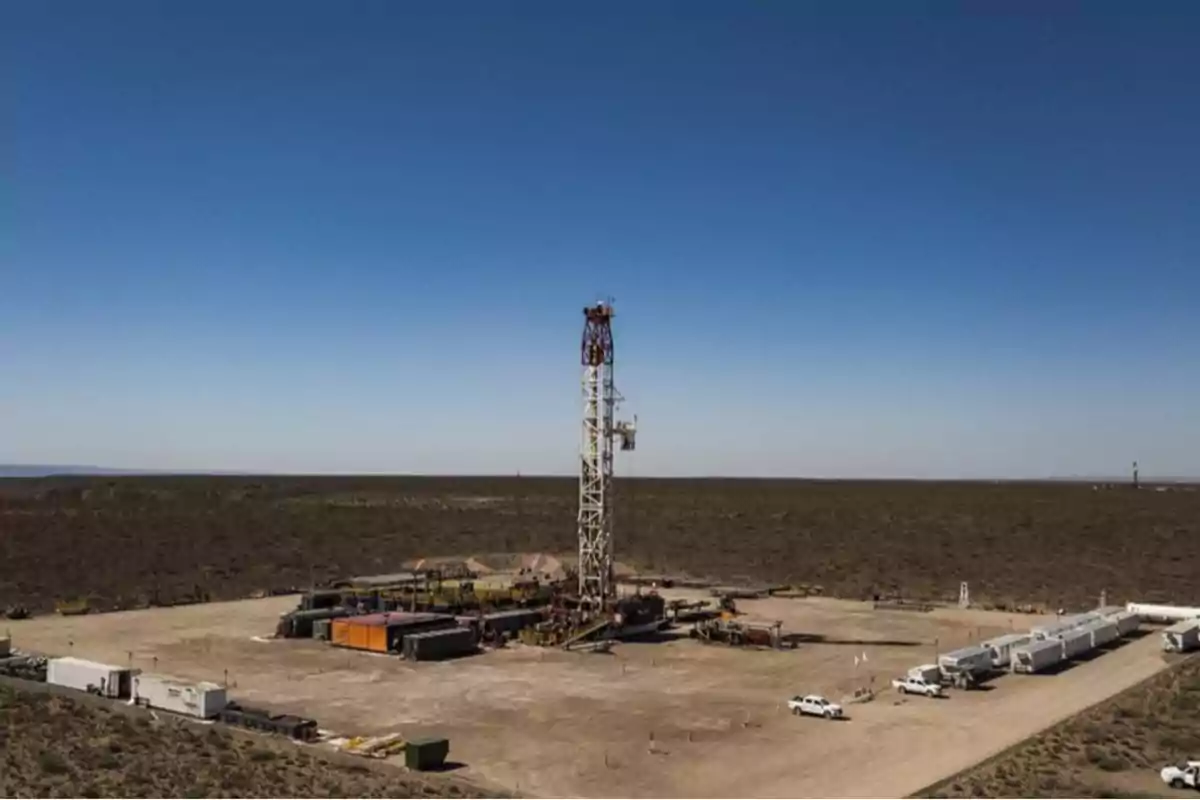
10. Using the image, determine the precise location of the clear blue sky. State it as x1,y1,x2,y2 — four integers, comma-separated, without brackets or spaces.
3,1,1198,478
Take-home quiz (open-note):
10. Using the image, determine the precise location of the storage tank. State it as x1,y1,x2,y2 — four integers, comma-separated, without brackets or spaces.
1011,639,1064,674
1162,620,1200,653
402,627,478,661
132,673,227,719
1126,603,1200,624
47,657,133,698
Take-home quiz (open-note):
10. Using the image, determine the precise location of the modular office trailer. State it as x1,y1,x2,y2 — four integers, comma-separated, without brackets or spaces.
1103,609,1142,636
1163,620,1200,653
981,633,1032,669
1054,627,1094,659
132,673,227,719
1083,620,1120,649
47,657,133,698
1012,639,1064,674
938,645,992,675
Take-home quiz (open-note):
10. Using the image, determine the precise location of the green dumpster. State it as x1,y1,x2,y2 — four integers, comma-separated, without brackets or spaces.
405,737,450,771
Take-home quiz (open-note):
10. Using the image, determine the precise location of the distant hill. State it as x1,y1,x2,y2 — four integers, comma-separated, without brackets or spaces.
0,465,260,478
0,465,150,478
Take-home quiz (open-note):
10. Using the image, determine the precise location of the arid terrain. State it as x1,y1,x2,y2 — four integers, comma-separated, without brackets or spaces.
6,587,1177,799
2,476,1198,615
928,653,1200,799
0,683,496,798
3,475,1198,798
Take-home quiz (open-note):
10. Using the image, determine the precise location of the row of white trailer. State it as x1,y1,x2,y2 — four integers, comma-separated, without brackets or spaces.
906,605,1146,685
44,656,228,719
1011,606,1140,674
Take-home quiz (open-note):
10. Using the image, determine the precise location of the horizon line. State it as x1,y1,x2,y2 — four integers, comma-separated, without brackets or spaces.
1,465,1194,484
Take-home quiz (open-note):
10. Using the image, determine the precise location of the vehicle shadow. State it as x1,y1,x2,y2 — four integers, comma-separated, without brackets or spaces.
785,633,925,647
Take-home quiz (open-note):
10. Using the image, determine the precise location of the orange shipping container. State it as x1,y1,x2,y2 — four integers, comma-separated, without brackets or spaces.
331,618,354,647
331,618,390,653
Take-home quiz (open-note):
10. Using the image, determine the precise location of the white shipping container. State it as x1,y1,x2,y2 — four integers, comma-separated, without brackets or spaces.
47,657,133,698
1084,620,1119,649
1126,603,1200,624
1162,620,1200,653
1012,639,1064,673
132,673,227,719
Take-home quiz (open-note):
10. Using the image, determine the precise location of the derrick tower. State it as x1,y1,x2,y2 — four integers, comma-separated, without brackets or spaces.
577,301,636,613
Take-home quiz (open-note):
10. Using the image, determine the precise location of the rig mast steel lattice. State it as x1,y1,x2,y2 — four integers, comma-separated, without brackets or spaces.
577,301,636,612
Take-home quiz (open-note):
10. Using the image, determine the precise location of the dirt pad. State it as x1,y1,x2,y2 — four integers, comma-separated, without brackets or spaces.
8,591,1173,798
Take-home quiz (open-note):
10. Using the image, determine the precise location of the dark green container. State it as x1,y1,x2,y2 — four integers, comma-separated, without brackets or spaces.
405,737,449,771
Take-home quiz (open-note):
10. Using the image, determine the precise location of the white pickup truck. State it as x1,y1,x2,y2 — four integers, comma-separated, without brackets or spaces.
787,694,844,719
1161,761,1200,789
891,676,944,697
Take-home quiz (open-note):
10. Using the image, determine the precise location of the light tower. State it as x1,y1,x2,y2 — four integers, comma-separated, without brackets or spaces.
577,301,636,613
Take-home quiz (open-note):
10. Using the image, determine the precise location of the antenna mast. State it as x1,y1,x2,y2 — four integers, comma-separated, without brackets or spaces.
577,301,636,613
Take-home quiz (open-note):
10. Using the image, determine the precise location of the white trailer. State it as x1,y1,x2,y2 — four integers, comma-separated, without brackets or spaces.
1012,639,1064,674
132,673,228,719
938,645,992,687
1054,627,1094,659
1127,603,1200,624
1030,619,1077,641
981,633,1031,669
46,657,133,698
1104,610,1142,636
1082,619,1119,649
1162,620,1200,653
939,645,991,673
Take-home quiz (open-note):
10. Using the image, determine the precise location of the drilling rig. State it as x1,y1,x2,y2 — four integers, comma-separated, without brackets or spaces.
519,300,666,648
577,301,636,612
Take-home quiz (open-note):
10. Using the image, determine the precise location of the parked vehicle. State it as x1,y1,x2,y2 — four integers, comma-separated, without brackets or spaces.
891,676,944,697
1160,761,1200,789
906,664,942,684
787,694,843,719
